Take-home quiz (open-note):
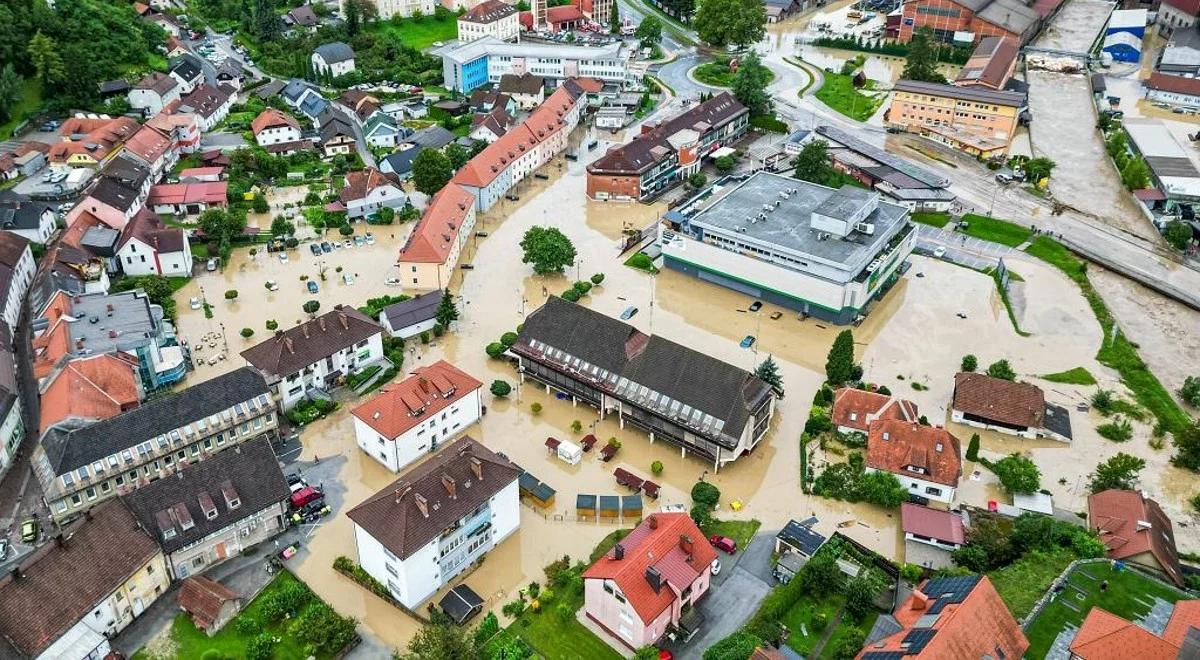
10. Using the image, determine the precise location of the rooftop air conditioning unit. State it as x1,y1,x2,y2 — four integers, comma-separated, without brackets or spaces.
855,222,875,235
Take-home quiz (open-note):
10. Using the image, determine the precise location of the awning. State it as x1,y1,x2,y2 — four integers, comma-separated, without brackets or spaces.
439,584,484,625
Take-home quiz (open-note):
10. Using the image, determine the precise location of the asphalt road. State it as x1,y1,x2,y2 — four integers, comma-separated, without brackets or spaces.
676,531,776,660
915,224,1013,271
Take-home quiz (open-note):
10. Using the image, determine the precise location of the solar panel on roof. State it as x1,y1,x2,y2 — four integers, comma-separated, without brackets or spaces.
861,653,905,660
923,575,981,613
902,628,937,654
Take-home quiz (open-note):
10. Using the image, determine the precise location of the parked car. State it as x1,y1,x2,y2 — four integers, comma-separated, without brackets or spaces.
620,306,638,320
320,241,332,253
307,280,319,294
385,277,401,286
20,518,39,543
709,535,737,554
343,239,353,248
0,538,8,560
310,243,322,256
365,233,375,245
189,297,202,310
933,246,946,258
740,335,756,349
266,280,280,291
289,486,324,510
748,300,763,312
710,558,722,576
206,258,217,272
343,273,355,285
278,252,288,263
353,235,365,246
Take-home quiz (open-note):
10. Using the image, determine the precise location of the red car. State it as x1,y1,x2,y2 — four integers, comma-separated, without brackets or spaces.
709,535,737,554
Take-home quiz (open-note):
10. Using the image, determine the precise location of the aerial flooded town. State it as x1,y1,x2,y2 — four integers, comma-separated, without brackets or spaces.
4,0,1200,658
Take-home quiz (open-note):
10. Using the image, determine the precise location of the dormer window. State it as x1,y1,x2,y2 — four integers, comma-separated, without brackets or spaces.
849,413,857,421
882,432,890,440
163,527,177,540
198,492,218,520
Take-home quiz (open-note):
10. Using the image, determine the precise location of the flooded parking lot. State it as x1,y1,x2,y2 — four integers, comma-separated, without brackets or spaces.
168,130,1199,653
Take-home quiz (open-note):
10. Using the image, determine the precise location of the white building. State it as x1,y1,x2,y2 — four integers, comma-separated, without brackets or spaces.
178,84,235,133
0,200,55,244
240,306,386,410
366,0,435,19
312,42,356,78
457,0,521,43
0,340,23,485
251,108,303,147
378,291,445,338
351,360,483,473
0,232,35,330
347,437,522,609
864,420,961,504
338,168,408,220
128,72,181,117
435,36,630,93
661,172,915,325
115,210,193,278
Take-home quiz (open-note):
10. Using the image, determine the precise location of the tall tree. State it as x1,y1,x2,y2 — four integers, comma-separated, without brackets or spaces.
520,226,576,275
445,143,470,170
755,355,784,396
1119,157,1149,191
992,453,1041,494
1165,220,1194,251
694,0,765,48
400,621,478,660
900,27,945,83
731,51,771,116
411,149,453,196
1025,157,1056,183
253,0,281,40
1172,420,1200,471
635,17,663,46
0,65,21,123
27,31,65,86
825,330,855,385
435,289,459,328
1089,452,1146,493
609,0,621,34
793,139,829,184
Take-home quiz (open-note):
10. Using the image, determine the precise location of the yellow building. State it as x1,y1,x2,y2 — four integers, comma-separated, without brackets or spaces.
886,80,1025,158
396,183,478,292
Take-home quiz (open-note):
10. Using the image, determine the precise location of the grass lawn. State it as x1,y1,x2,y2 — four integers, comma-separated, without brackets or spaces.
821,611,878,660
629,0,698,46
814,72,882,122
693,61,775,88
1023,562,1186,659
590,528,633,562
0,78,43,140
702,518,761,551
988,547,1075,620
959,213,1032,247
910,212,951,228
782,593,844,655
1023,236,1190,435
131,571,344,660
369,16,458,51
1042,367,1098,386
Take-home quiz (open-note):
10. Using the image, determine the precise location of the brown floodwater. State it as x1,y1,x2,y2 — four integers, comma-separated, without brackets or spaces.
169,132,1199,653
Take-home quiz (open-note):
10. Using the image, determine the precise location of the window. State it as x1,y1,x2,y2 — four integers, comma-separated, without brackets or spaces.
925,486,942,496
63,472,75,487
86,487,96,500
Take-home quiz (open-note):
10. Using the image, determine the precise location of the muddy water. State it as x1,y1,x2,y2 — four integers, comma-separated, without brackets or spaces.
170,128,1200,651
1025,69,1160,241
1030,0,1114,54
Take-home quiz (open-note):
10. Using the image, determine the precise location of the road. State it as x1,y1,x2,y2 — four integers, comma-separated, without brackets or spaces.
675,531,775,660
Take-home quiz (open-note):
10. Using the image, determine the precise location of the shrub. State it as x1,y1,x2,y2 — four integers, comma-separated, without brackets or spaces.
490,380,512,397
530,402,543,415
335,266,343,273
240,327,254,338
432,324,445,338
501,598,526,618
485,342,506,358
691,481,721,509
420,330,430,344
500,331,519,347
591,273,605,285
608,437,621,448
302,300,320,315
811,612,829,632
560,288,581,302
900,563,924,583
986,359,1015,381
1091,388,1115,414
246,635,274,660
805,410,832,435
573,281,592,295
966,433,981,461
1097,417,1133,442
224,289,238,300
266,319,278,331
651,460,664,475
233,617,261,636
339,224,354,236
961,354,978,372
702,631,763,660
993,453,1041,493
571,419,583,433
1180,376,1200,407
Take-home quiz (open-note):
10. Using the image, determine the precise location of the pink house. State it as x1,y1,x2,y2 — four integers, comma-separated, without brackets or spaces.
582,512,717,650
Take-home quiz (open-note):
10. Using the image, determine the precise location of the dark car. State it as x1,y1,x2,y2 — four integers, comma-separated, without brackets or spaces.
320,241,332,253
309,244,321,256
748,300,763,312
307,280,319,294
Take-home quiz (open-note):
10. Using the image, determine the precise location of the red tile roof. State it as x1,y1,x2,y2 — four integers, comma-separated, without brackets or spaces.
351,361,482,439
866,420,961,487
861,575,1027,660
251,108,300,135
147,181,228,206
1088,489,1182,585
339,167,402,204
39,354,141,432
397,183,475,264
583,512,717,625
124,125,172,166
1146,72,1200,97
179,166,225,178
461,0,518,22
178,576,240,632
951,372,1045,429
1164,0,1200,16
1163,600,1200,647
901,502,964,544
831,387,918,433
1070,607,1180,660
547,4,584,23
453,124,538,188
48,117,140,163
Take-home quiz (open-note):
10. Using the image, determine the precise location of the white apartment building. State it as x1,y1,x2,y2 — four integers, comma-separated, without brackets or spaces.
367,0,435,19
436,36,630,93
252,108,303,147
457,0,521,43
0,232,35,330
351,360,483,473
348,437,522,609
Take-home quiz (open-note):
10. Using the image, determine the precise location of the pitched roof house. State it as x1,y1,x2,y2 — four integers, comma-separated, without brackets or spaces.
337,168,406,219
583,512,718,649
396,183,477,290
951,372,1073,441
859,575,1027,660
865,420,962,503
1069,601,1200,660
831,387,918,433
38,353,142,433
1088,489,1183,586
178,576,241,635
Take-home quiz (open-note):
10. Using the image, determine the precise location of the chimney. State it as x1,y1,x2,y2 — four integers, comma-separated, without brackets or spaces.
338,312,348,330
274,330,283,339
648,514,658,529
679,534,693,558
302,324,309,339
394,485,411,503
911,590,929,611
645,566,663,594
318,317,326,332
9,566,20,581
414,493,429,518
441,473,457,499
469,457,482,481
613,543,625,560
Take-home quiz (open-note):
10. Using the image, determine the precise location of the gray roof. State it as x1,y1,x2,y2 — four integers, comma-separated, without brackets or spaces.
380,146,426,176
778,518,827,555
281,78,319,103
55,289,163,359
409,126,456,150
123,437,290,553
318,112,354,142
80,225,120,257
816,125,949,189
893,80,1026,107
255,79,288,99
0,199,51,231
1043,403,1073,440
977,0,1038,36
814,185,877,221
300,94,331,120
169,54,204,83
686,172,909,266
512,296,773,449
314,41,355,64
241,307,382,377
43,367,272,475
381,291,443,329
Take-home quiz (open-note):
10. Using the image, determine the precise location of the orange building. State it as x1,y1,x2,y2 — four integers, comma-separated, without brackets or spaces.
898,0,1043,45
886,80,1025,157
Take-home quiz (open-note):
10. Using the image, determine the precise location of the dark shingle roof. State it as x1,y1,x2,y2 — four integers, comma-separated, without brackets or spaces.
381,291,443,329
498,73,545,95
0,199,52,231
241,306,382,377
0,230,30,268
347,437,522,560
170,54,204,83
123,437,290,553
512,297,772,448
314,41,355,64
778,518,827,556
43,367,271,474
0,499,161,657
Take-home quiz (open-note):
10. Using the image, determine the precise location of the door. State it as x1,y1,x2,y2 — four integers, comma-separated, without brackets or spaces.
215,542,227,560
133,597,145,616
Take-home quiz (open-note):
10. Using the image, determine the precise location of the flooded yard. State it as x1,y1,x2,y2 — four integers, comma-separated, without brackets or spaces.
168,131,1196,654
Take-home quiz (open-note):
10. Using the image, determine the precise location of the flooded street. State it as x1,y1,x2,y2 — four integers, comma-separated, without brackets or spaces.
1029,0,1115,55
168,127,1200,653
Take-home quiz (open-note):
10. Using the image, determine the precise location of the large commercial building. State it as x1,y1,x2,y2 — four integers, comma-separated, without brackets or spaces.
660,172,915,324
886,80,1026,157
587,94,749,201
812,125,955,212
897,0,1044,45
436,36,629,93
510,297,776,470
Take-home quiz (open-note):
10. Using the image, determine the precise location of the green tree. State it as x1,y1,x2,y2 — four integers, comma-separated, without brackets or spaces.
1025,157,1057,183
1089,452,1146,493
702,631,762,660
715,154,735,173
490,379,512,397
691,481,721,509
843,569,884,621
28,31,65,86
435,289,459,328
961,354,977,372
1181,376,1200,407
687,172,708,189
825,330,855,385
411,149,454,196
609,0,621,34
900,28,946,83
635,17,663,46
965,433,980,461
198,208,248,245
252,0,280,40
833,627,867,660
793,139,830,184
694,0,766,48
755,354,784,395
730,51,772,117
270,215,295,237
377,206,395,224
859,470,907,507
1173,420,1200,471
519,226,576,275
634,647,660,660
0,65,21,123
344,0,378,35
993,453,1041,494
445,143,470,170
986,359,1015,381
400,621,476,660
1165,220,1194,251
303,300,321,315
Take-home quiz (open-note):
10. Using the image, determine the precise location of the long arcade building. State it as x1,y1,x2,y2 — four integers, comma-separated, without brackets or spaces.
510,297,776,470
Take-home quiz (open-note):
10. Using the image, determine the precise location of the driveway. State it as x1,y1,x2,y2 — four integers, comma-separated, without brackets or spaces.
676,531,776,660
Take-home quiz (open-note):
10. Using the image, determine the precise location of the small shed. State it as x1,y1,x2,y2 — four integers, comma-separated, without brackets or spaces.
776,518,827,559
576,493,597,518
557,440,582,465
519,471,556,508
439,584,484,625
178,576,241,636
621,494,643,520
599,495,620,519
